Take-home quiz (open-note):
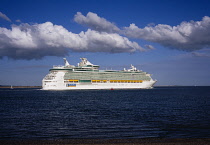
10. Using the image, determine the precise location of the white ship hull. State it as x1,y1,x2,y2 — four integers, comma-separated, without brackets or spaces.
42,81,156,90
42,72,156,90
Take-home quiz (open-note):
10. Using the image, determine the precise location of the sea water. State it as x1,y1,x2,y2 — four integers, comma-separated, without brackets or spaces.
0,86,209,139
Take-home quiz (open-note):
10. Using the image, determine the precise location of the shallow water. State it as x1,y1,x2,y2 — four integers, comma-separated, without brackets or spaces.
0,86,209,139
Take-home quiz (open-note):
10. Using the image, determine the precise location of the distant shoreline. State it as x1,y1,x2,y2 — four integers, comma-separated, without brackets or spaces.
0,86,42,88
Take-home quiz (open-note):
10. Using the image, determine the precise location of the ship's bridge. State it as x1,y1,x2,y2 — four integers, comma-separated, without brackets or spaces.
77,58,99,70
52,58,99,71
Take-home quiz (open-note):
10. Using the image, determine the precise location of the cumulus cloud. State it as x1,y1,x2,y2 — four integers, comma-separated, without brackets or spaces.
124,16,210,51
74,12,210,51
0,22,143,60
1,11,209,60
0,12,11,22
74,12,120,33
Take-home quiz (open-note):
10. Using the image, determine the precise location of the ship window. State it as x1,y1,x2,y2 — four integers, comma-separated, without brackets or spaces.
79,80,91,83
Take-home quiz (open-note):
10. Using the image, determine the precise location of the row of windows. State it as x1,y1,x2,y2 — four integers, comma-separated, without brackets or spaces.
64,80,143,83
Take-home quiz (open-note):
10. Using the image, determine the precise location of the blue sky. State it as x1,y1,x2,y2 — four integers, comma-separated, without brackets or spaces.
0,0,210,86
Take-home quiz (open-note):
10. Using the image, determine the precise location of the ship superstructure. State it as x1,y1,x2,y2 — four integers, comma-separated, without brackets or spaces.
42,58,156,90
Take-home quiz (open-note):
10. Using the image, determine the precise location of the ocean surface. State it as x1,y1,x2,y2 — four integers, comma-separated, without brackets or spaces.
0,86,210,140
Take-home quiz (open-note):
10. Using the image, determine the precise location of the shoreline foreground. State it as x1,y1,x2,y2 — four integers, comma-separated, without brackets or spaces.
1,138,210,145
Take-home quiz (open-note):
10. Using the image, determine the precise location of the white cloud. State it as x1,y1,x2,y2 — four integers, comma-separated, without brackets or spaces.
124,16,210,51
1,11,209,60
0,12,11,22
74,12,210,51
0,22,143,60
191,52,210,58
144,45,155,50
74,12,120,33
16,19,21,23
191,49,210,58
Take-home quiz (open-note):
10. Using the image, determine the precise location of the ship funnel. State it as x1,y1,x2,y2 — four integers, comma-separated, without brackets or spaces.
63,58,70,66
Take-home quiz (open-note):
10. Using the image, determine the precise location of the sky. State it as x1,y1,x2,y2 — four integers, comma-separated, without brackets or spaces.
0,0,210,86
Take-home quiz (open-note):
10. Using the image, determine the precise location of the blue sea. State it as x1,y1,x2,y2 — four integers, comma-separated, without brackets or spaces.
0,86,210,140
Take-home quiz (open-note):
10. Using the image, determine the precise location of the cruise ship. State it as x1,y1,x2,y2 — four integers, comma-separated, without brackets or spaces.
42,58,156,90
